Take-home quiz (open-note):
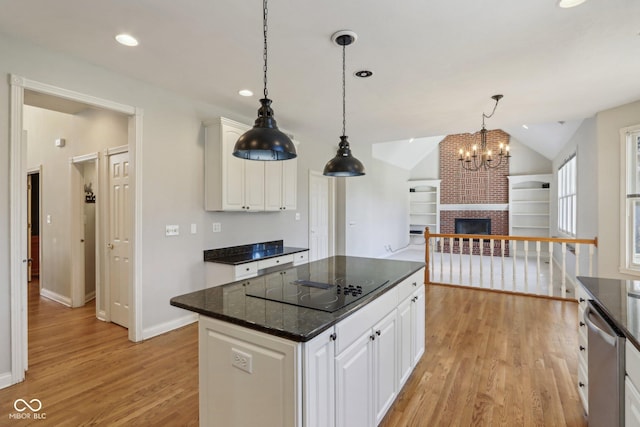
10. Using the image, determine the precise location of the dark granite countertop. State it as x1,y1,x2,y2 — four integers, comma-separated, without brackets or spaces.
204,240,308,265
577,276,640,350
171,256,425,342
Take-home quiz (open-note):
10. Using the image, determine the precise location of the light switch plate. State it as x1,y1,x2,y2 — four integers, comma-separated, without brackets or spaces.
212,223,222,233
190,223,197,234
165,225,179,236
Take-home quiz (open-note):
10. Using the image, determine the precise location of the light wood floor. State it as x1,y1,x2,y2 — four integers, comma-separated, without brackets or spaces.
0,281,586,426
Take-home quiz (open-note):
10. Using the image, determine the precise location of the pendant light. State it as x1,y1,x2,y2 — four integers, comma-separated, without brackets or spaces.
233,0,297,161
323,30,365,177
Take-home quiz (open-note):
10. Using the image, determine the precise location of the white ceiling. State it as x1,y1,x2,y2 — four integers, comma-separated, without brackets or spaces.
1,0,639,161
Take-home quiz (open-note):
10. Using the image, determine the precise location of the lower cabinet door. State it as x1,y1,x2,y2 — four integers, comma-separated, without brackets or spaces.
397,298,413,388
304,328,336,427
373,310,398,424
626,376,640,427
411,286,426,365
335,332,373,427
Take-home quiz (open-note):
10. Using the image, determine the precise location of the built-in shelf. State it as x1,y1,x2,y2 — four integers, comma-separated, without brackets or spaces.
508,174,552,250
408,179,441,241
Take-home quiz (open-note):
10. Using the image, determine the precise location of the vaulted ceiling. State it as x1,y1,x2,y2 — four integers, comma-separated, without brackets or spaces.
1,0,639,160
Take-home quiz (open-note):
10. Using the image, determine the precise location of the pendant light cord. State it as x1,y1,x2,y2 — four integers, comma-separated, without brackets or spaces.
342,43,346,137
263,0,269,99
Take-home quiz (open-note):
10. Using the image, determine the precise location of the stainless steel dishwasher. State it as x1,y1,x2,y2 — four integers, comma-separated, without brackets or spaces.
584,300,625,427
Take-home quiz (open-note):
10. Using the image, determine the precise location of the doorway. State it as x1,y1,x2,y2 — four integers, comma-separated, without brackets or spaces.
308,170,336,261
9,74,143,385
27,169,41,284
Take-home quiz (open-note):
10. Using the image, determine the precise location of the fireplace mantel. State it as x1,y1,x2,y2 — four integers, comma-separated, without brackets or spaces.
440,204,508,211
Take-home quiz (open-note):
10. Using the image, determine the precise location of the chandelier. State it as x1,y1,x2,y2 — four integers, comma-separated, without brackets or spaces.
458,94,510,171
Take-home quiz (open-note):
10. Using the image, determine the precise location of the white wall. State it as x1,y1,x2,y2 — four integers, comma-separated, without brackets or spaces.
509,137,553,175
550,117,598,280
596,100,640,278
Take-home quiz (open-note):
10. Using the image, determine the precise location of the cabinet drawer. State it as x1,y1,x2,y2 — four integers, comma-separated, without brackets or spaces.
258,255,294,270
627,341,640,390
235,262,258,279
335,286,398,355
397,270,424,302
576,284,589,308
293,251,309,266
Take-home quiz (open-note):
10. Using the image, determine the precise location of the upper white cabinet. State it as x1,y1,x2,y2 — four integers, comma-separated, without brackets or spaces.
265,159,297,211
204,117,297,212
507,174,551,238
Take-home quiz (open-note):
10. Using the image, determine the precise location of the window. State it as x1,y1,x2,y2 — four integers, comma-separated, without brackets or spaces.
624,126,640,269
558,154,577,236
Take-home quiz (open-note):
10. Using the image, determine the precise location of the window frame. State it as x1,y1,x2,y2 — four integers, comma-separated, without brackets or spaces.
621,124,640,273
557,154,577,237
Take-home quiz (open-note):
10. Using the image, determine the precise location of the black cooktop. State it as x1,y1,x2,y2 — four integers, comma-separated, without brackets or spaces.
245,269,389,312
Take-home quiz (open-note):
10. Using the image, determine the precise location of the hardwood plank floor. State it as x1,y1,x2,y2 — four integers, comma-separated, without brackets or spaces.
0,281,586,426
380,284,587,427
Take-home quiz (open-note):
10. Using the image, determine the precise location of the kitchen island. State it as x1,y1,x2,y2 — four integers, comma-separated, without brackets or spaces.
171,256,425,427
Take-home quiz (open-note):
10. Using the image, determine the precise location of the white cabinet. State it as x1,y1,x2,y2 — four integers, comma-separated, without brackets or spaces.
397,273,426,388
372,310,399,424
265,160,297,211
408,180,440,243
576,282,589,414
336,331,374,427
304,328,336,427
205,252,307,287
508,174,551,240
204,117,297,212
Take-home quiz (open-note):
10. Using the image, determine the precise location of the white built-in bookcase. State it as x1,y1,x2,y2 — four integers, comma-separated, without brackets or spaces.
508,174,552,239
408,180,441,242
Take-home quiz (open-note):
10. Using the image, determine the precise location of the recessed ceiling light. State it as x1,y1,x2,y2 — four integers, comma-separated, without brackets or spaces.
115,34,139,47
522,124,529,129
409,138,415,143
354,70,373,78
557,0,587,8
238,89,254,97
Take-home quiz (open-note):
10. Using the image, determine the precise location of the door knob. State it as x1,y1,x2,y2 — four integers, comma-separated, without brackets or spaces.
107,243,114,249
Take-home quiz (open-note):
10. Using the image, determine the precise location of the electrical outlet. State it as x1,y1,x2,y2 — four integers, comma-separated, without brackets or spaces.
212,223,222,233
165,225,179,236
295,212,301,221
231,348,252,374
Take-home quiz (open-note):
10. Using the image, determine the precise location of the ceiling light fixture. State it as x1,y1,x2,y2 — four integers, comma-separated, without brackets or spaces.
557,0,587,8
323,30,365,177
232,0,296,161
115,34,139,47
238,89,254,97
458,94,510,171
354,70,373,78
522,124,529,129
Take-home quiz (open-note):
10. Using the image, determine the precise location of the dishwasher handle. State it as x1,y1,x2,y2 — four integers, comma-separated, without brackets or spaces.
584,304,618,347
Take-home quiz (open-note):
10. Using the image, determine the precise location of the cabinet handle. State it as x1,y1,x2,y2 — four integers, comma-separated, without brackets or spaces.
579,298,585,303
579,382,585,388
376,330,381,336
329,333,337,341
579,321,585,327
579,345,585,351
246,267,250,271
412,281,417,287
282,207,286,210
370,334,376,341
276,260,280,263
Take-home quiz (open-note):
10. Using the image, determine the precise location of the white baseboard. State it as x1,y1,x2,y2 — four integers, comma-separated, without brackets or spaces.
0,371,14,390
85,291,96,303
40,288,72,307
97,310,108,322
142,313,198,340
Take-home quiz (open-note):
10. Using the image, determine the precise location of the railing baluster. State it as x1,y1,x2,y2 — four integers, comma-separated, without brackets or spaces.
548,241,554,296
449,237,453,282
439,238,443,282
490,238,495,289
524,240,529,293
536,241,541,296
479,238,484,288
458,237,463,284
575,243,581,279
561,242,567,296
512,240,517,292
468,238,473,286
500,239,505,291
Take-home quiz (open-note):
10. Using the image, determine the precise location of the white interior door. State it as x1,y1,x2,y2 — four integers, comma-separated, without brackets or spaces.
108,151,130,328
27,174,32,282
309,171,332,261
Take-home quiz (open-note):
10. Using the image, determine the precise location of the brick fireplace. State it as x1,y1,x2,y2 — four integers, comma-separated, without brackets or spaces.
438,130,510,255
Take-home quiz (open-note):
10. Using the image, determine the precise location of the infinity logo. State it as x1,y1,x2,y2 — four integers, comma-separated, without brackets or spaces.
13,398,42,412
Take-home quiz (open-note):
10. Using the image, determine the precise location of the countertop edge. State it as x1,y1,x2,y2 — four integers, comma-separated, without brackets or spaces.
205,246,309,265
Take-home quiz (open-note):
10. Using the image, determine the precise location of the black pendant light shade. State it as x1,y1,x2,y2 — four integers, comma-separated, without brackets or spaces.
232,0,297,161
323,30,365,177
233,98,297,160
323,136,365,176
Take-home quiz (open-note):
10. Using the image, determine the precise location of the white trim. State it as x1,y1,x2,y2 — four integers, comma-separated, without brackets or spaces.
85,291,97,303
9,77,27,384
107,144,129,156
440,204,509,211
620,124,640,273
0,372,13,390
9,74,143,387
71,152,99,163
40,288,72,307
142,313,198,340
97,310,108,322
